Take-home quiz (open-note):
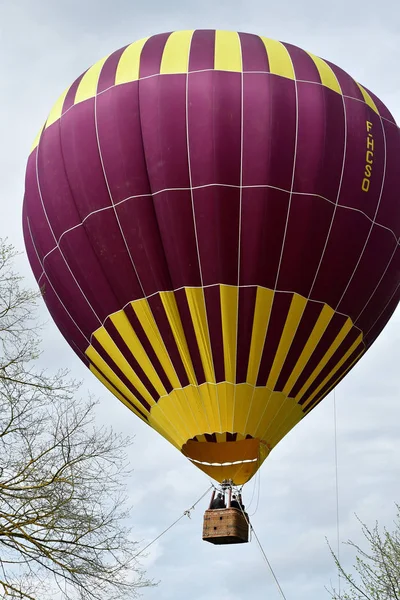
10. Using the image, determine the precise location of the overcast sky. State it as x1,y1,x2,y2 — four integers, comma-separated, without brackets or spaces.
1,1,400,598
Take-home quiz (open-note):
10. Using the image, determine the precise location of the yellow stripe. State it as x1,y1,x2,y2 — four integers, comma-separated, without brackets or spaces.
110,310,166,397
198,383,221,432
266,294,307,391
185,288,215,382
45,86,70,128
307,53,341,94
246,287,274,385
259,441,270,464
160,30,193,74
266,401,303,447
259,37,294,79
217,382,235,432
151,386,211,444
30,124,45,152
214,30,242,72
262,394,302,442
283,303,334,395
159,291,197,385
115,37,149,84
303,347,364,414
75,55,109,104
132,299,181,388
220,285,239,383
93,328,156,407
302,335,364,410
177,387,204,435
89,364,148,423
254,390,287,438
357,83,379,114
86,346,149,416
152,390,192,444
233,384,253,436
295,318,354,401
245,387,272,436
148,398,185,449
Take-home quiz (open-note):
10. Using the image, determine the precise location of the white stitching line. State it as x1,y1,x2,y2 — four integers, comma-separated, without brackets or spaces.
92,65,184,429
42,56,398,445
300,340,366,415
48,69,398,129
27,276,395,339
94,78,147,298
258,66,350,435
37,183,400,271
181,36,218,436
231,33,245,462
31,51,400,446
33,58,399,415
35,119,102,328
273,70,299,290
144,39,209,439
356,245,399,333
335,112,387,312
242,44,298,443
26,216,90,347
242,58,381,438
33,235,379,433
237,41,245,289
92,63,166,420
342,92,390,119
30,273,371,391
307,73,348,299
63,64,395,426
351,119,400,333
260,398,300,445
280,67,368,408
365,276,400,338
182,30,214,435
185,43,204,289
94,58,191,443
248,45,301,442
34,66,398,152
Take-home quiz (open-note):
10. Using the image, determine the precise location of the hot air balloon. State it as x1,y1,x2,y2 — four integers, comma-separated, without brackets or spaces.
23,30,400,498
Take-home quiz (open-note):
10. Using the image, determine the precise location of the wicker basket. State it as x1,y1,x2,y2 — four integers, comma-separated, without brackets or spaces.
202,508,249,544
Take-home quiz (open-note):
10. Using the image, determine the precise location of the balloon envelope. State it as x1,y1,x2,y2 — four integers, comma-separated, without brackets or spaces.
23,30,400,484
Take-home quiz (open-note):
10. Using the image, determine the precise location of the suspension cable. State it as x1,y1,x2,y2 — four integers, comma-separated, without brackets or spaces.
134,485,213,558
246,466,259,512
333,388,341,595
134,478,287,600
239,504,287,600
248,468,261,517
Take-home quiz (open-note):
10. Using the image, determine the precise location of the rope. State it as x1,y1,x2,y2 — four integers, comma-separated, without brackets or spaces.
333,389,341,595
134,485,213,558
248,469,261,517
245,469,258,512
133,477,286,600
239,504,287,600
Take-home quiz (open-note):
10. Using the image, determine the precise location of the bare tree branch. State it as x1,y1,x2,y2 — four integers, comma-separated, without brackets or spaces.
327,508,400,600
0,239,155,599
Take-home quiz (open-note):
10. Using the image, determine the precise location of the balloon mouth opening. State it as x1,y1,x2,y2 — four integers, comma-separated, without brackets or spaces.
188,457,258,467
181,435,265,484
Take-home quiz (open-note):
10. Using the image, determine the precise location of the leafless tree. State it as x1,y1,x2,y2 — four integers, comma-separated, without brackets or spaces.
0,240,154,599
